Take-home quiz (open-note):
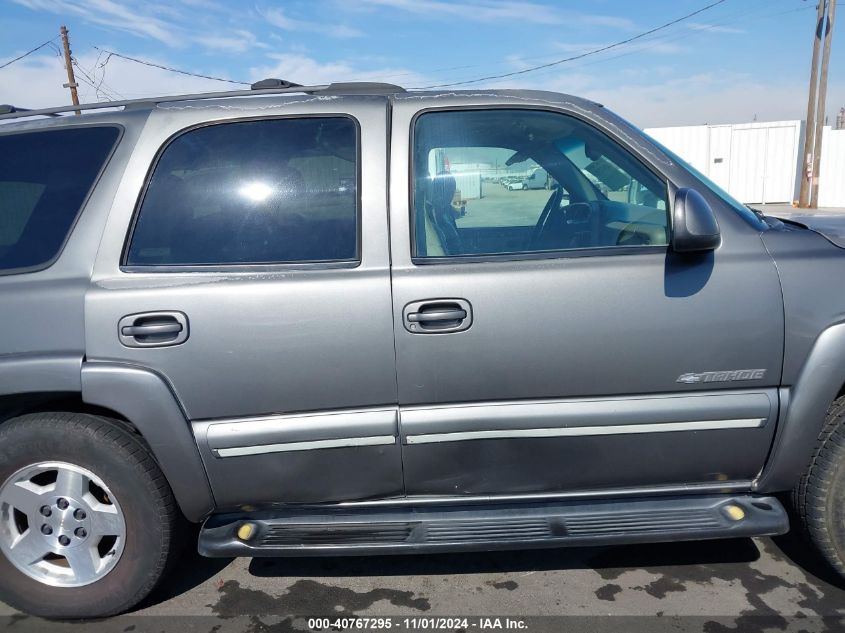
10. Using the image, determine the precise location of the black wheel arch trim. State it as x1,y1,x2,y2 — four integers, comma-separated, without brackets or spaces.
755,322,845,492
80,361,215,522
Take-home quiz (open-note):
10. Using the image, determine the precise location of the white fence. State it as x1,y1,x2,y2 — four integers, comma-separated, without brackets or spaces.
645,121,845,207
819,128,845,208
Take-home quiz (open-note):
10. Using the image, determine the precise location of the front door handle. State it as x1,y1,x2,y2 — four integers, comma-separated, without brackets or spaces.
118,311,189,348
121,323,183,337
403,299,472,334
407,309,467,323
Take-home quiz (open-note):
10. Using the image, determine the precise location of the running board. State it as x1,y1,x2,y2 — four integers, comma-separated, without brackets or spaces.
198,495,788,557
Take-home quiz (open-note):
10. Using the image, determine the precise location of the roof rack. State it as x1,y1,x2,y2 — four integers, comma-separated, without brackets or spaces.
0,80,406,122
0,104,61,118
250,78,302,90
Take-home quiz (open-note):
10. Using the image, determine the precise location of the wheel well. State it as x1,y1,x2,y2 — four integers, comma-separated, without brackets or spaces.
0,392,140,437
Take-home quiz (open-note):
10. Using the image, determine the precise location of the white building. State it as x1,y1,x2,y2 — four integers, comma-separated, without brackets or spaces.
645,121,845,207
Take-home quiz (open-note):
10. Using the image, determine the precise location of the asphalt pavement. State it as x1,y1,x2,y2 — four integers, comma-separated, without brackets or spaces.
3,528,845,632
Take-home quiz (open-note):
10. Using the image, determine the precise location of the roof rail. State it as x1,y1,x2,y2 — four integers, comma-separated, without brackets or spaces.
0,104,61,118
320,82,406,95
0,81,407,122
250,78,405,95
251,78,302,90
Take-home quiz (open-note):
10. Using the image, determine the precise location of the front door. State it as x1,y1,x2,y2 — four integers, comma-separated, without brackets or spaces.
85,97,402,508
388,98,784,497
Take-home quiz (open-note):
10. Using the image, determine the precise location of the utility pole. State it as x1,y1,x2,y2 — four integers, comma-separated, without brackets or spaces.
59,25,80,115
811,0,837,208
798,0,827,207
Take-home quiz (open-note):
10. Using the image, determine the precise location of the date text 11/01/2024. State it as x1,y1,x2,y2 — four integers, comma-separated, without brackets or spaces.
307,617,529,630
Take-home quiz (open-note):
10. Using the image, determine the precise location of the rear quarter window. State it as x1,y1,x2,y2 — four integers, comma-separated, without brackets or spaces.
0,126,120,273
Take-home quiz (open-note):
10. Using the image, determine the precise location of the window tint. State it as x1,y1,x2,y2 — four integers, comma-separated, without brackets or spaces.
413,110,668,259
0,127,119,272
126,117,358,267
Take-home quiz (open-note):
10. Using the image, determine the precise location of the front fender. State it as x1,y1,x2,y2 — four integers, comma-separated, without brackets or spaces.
755,323,845,492
81,361,215,521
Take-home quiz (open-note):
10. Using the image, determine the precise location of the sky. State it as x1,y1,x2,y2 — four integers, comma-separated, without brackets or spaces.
0,0,842,128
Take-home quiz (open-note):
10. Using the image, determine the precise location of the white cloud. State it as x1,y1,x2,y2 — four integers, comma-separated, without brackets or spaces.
4,52,841,134
550,39,685,56
491,70,844,128
10,0,270,52
194,30,269,53
248,53,427,86
355,0,634,29
0,52,426,110
0,52,241,109
192,35,248,53
687,22,745,35
11,0,183,47
177,0,226,8
261,7,363,38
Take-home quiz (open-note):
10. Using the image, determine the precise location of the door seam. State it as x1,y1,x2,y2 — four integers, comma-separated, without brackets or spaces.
385,94,408,497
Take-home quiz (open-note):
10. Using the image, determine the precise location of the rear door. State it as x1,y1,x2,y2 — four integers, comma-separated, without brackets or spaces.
85,96,402,509
388,96,784,498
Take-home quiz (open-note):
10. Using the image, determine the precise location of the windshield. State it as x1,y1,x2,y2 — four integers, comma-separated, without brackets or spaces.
644,133,767,230
557,137,667,210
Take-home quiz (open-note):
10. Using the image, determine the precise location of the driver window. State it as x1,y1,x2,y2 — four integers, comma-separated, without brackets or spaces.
413,109,668,259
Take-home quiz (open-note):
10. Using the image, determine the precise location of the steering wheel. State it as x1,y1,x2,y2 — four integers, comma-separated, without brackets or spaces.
527,185,564,250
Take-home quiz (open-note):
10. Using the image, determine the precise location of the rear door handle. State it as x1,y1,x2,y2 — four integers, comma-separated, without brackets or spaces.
118,311,189,348
403,299,472,334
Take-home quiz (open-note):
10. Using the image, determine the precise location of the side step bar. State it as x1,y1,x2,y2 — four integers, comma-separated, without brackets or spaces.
198,495,788,557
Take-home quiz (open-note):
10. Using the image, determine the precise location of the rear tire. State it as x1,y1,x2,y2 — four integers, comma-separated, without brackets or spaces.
0,412,184,618
794,395,845,579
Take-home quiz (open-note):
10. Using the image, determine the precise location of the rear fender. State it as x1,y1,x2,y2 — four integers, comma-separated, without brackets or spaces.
81,361,215,521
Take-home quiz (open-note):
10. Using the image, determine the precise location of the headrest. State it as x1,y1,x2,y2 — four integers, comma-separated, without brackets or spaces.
428,174,456,208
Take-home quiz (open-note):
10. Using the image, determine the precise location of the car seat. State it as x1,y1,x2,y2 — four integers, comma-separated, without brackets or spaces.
424,174,462,255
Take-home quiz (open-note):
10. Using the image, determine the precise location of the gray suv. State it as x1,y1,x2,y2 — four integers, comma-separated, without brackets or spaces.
1,82,845,618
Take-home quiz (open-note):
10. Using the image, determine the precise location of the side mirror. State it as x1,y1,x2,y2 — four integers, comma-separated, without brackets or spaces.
672,188,721,253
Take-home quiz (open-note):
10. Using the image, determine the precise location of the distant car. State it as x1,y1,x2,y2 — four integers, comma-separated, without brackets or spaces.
6,80,845,621
523,167,549,190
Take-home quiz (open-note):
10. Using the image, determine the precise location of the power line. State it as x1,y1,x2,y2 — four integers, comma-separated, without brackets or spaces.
414,0,730,89
86,50,127,100
499,3,813,84
91,46,248,85
72,58,124,102
0,37,59,70
350,0,804,85
74,71,118,102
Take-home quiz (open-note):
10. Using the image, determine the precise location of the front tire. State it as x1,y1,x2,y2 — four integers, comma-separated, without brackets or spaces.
0,412,184,618
795,395,845,579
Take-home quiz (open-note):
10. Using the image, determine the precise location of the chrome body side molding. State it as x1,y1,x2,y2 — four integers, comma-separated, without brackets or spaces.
203,407,398,457
215,435,396,457
400,391,772,442
405,418,766,444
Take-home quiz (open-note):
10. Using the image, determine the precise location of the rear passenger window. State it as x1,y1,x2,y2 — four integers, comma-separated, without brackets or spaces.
126,117,358,267
0,127,119,273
